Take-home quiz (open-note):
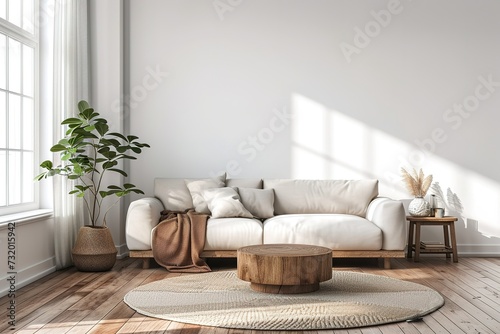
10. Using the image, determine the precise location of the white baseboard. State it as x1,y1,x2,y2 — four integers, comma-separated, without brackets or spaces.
0,257,56,298
116,243,129,259
457,244,500,257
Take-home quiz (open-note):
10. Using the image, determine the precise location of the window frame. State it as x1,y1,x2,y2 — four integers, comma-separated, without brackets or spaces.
0,0,40,216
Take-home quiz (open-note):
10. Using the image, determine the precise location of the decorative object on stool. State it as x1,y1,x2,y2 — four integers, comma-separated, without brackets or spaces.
72,226,117,271
36,100,150,271
401,167,433,216
434,208,445,218
408,197,431,216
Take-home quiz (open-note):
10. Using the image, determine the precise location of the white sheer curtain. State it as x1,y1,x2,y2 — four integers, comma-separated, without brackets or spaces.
52,0,90,269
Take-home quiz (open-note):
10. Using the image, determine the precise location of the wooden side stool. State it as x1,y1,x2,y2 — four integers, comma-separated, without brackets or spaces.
406,216,458,262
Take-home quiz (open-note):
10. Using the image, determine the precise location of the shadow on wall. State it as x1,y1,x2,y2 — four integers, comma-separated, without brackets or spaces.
431,183,500,255
290,93,500,253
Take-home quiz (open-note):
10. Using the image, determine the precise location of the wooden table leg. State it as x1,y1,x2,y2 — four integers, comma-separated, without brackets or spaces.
450,221,458,262
407,222,414,258
414,222,421,262
443,224,451,259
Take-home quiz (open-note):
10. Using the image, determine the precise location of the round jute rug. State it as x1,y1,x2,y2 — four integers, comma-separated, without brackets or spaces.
124,270,444,330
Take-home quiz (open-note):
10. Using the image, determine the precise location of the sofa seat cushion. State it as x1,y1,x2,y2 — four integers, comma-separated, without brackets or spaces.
263,214,382,250
204,217,263,251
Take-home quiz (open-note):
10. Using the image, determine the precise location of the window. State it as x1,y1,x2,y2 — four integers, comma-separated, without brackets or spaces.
0,0,38,215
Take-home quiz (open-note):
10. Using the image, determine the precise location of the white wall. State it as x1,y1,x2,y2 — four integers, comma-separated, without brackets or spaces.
0,216,55,297
89,0,128,256
94,0,500,255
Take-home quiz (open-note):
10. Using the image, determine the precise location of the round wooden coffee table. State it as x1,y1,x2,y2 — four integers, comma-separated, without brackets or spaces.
237,244,332,294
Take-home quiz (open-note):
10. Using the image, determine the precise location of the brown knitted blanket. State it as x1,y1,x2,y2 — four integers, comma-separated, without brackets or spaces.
151,209,211,273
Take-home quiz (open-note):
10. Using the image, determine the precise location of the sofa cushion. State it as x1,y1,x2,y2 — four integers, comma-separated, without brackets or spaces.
226,178,263,189
204,217,263,251
154,178,193,211
263,179,378,217
202,187,253,218
236,187,274,219
185,173,226,213
154,176,258,212
263,214,382,250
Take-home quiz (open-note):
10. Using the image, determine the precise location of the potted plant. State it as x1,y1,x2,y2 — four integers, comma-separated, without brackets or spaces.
401,167,433,216
36,100,150,271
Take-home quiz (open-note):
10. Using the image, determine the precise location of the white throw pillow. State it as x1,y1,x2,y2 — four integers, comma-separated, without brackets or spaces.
202,187,253,218
185,173,226,213
236,187,274,219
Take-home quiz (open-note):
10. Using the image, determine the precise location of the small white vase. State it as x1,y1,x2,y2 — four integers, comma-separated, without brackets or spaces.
408,197,431,216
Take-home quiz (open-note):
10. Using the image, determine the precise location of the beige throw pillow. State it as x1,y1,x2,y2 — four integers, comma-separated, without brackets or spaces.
236,187,274,219
263,179,378,216
202,187,253,218
185,173,226,213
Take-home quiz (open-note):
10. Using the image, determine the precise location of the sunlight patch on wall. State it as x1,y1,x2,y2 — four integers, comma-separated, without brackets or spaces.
290,93,500,240
290,93,408,194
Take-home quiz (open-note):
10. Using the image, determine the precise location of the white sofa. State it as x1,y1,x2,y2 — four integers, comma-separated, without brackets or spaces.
125,176,406,269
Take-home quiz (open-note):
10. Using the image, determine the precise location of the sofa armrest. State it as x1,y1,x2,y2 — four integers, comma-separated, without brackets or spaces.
125,197,165,250
366,197,406,250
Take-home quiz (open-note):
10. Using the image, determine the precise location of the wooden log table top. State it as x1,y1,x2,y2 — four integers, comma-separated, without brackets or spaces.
236,244,333,294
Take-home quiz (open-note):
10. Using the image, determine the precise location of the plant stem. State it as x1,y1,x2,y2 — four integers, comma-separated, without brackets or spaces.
102,196,121,227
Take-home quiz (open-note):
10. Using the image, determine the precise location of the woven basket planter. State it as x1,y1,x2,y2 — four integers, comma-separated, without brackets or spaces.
72,226,117,272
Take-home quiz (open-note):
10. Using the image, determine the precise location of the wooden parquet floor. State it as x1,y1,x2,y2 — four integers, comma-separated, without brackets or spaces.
1,256,500,334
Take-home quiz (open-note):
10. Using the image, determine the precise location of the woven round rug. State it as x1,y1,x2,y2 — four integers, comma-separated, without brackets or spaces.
124,270,444,330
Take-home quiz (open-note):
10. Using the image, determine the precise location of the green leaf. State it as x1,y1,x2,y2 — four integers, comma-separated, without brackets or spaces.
102,161,118,169
94,118,107,124
68,175,79,180
50,144,67,152
117,146,129,153
124,183,135,189
108,139,121,147
76,192,85,198
89,112,100,119
98,146,110,153
61,152,71,161
100,150,117,159
105,189,121,196
99,191,109,198
58,139,70,146
131,147,142,154
34,172,47,181
131,189,145,195
94,122,109,136
81,108,95,120
107,185,121,190
69,190,80,195
73,164,83,174
40,160,53,169
75,185,88,191
84,125,96,132
127,135,139,142
69,136,86,147
108,132,127,141
78,100,91,112
108,168,127,177
61,117,82,125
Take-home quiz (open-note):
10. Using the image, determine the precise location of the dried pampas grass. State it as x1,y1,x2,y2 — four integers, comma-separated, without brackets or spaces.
401,167,433,197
